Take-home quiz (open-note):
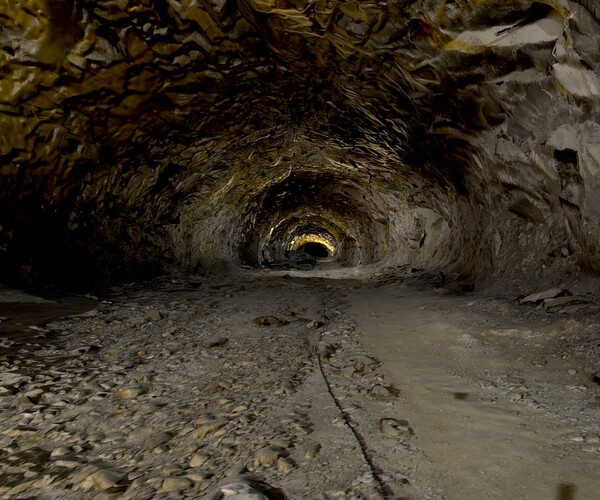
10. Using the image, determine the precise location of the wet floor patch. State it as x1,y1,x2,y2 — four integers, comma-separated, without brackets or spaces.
556,483,576,500
453,392,470,400
0,291,98,340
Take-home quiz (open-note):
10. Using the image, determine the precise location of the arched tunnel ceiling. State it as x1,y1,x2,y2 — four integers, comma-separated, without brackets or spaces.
1,0,600,285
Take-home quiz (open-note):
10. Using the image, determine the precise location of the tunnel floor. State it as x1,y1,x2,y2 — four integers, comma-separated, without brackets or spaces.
1,276,599,499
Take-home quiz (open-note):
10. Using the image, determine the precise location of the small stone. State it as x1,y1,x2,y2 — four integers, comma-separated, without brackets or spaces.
559,304,590,314
23,389,44,402
270,437,290,449
201,337,228,348
306,320,325,330
253,316,289,327
162,327,180,338
520,288,565,304
254,446,281,466
115,385,146,399
147,310,163,321
368,384,399,400
217,481,273,498
81,468,126,490
585,396,600,409
582,445,600,453
304,442,321,460
182,443,199,455
206,383,226,395
50,446,74,458
86,432,106,443
128,476,146,491
142,432,173,450
192,419,228,439
277,457,295,474
379,418,414,440
69,344,102,355
189,452,209,468
17,396,35,407
565,384,589,392
55,459,79,469
316,341,336,360
325,365,342,376
348,354,380,372
6,480,37,496
0,386,14,396
544,296,593,308
186,471,212,483
160,477,190,492
163,465,183,476
193,415,213,425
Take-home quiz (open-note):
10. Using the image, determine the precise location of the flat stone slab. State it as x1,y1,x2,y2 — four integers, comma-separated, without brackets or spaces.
520,288,565,304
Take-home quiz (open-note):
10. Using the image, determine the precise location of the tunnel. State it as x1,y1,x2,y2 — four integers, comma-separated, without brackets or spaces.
3,0,600,286
296,242,330,260
1,1,600,499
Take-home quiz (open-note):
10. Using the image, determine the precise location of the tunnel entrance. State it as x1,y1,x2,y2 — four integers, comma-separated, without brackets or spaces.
297,242,330,259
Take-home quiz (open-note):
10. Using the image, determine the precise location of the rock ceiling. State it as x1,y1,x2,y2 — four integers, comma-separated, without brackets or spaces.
0,0,599,285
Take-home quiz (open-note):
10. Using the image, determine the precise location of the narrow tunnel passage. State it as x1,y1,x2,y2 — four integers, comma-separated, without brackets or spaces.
1,0,600,498
296,242,330,260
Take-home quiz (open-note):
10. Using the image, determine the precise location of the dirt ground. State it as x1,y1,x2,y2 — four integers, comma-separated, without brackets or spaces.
0,274,599,499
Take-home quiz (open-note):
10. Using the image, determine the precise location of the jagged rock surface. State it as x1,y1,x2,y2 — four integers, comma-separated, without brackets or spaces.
0,0,599,286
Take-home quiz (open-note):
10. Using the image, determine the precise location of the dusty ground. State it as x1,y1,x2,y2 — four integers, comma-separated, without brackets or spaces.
0,274,599,499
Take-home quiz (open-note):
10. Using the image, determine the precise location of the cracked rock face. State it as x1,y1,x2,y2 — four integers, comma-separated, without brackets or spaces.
1,0,600,285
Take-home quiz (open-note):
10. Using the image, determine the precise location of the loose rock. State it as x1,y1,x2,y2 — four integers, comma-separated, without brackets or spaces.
304,442,321,461
189,452,209,468
115,385,146,399
315,341,337,360
367,384,399,400
50,446,74,458
347,354,380,373
160,477,190,492
215,480,280,499
277,457,295,474
147,310,163,321
80,468,126,490
254,316,289,327
192,419,229,439
379,418,414,440
142,432,173,450
520,288,565,304
201,336,228,348
254,446,281,466
544,296,593,308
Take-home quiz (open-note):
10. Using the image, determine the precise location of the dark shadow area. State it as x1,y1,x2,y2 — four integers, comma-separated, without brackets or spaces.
297,242,330,260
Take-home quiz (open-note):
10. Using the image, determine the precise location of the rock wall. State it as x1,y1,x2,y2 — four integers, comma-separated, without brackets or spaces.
0,0,599,286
